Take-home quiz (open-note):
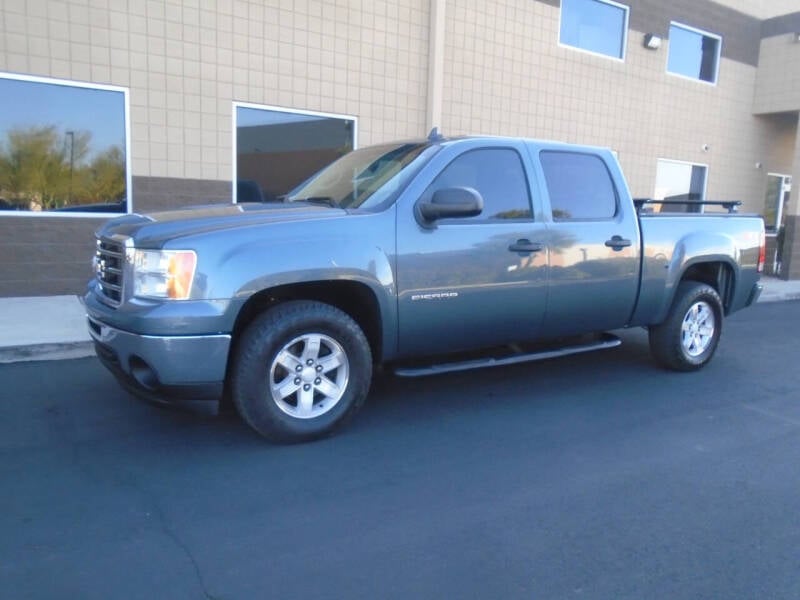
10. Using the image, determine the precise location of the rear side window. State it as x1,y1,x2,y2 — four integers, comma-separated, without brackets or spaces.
540,151,617,220
426,148,532,221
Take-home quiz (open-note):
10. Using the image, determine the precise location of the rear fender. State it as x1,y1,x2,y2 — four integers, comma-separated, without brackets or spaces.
651,232,739,324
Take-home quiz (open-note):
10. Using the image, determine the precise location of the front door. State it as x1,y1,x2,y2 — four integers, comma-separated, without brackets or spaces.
396,145,549,357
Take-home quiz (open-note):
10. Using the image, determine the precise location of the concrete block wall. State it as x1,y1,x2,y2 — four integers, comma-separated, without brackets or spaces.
754,33,800,116
439,0,777,208
0,0,430,182
782,117,800,279
0,177,230,296
781,216,800,280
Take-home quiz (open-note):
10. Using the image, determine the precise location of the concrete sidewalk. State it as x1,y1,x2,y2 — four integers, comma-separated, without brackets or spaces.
0,295,95,363
2,277,800,364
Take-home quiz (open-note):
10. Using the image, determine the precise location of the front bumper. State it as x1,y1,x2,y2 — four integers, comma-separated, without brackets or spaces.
88,315,230,401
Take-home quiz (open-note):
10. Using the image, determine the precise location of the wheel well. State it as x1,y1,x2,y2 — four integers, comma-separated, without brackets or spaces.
681,262,734,312
230,280,383,362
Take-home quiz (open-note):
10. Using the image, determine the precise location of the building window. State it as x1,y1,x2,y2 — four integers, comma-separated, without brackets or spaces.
653,159,707,213
234,103,356,203
0,73,130,216
425,148,532,221
559,0,629,61
667,23,721,84
540,151,618,220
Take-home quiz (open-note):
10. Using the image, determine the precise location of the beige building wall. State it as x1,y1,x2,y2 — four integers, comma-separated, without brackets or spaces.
718,0,799,19
0,0,788,209
440,0,775,212
753,31,800,224
758,113,798,176
0,0,431,182
754,34,800,116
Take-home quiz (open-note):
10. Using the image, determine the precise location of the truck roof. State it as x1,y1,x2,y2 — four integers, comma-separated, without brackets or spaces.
423,133,614,156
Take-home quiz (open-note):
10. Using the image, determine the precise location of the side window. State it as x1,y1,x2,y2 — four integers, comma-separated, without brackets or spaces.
235,103,356,203
667,23,721,84
426,148,532,221
0,74,130,215
559,0,629,61
654,158,707,213
540,151,617,220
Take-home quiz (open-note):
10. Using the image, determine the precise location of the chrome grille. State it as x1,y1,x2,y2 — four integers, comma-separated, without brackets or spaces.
95,237,126,306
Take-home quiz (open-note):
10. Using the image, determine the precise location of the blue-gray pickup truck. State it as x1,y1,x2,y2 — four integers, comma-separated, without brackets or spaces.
86,135,765,442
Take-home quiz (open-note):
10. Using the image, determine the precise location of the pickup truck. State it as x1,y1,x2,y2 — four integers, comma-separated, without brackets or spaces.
85,134,765,442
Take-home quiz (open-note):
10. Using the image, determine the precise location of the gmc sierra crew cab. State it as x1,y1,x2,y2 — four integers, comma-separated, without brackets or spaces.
85,134,765,442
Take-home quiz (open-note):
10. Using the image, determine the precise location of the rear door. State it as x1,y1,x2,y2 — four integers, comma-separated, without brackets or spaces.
536,149,640,336
395,142,549,357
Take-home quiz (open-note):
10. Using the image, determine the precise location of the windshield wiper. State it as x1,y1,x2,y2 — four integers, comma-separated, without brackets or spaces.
288,196,339,208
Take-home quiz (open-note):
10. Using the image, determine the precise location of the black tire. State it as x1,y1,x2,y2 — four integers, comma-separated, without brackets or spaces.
231,300,372,443
649,281,723,372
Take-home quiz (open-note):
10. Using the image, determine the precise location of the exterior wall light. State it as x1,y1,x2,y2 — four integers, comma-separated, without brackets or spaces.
644,34,662,50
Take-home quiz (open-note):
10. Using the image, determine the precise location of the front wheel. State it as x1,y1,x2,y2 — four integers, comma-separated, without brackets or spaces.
231,300,372,442
649,282,723,371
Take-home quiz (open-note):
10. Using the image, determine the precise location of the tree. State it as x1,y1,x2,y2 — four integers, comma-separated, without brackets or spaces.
78,146,126,204
0,126,91,210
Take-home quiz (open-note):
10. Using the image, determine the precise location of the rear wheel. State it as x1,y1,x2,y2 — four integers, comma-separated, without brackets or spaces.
649,281,723,371
231,300,372,442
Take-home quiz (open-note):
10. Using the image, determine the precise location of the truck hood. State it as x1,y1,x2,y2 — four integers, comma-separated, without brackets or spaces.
96,202,348,247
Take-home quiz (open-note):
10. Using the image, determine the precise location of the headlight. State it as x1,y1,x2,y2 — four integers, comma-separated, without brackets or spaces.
132,249,197,300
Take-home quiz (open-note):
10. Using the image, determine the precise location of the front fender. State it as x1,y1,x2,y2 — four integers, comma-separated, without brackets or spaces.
197,211,398,357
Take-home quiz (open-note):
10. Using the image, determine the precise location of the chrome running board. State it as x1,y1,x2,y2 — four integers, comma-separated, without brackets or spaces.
393,333,621,378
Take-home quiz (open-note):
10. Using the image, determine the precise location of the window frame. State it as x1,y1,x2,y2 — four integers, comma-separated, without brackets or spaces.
539,150,620,222
424,147,535,224
654,157,709,214
558,0,630,63
665,21,722,86
0,71,132,219
231,101,358,204
763,172,791,232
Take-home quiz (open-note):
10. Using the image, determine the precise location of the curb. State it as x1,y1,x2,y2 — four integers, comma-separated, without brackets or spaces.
757,293,800,303
0,341,95,364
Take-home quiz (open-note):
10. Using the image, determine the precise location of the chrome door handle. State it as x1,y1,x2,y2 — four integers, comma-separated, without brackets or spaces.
508,239,544,253
605,235,632,251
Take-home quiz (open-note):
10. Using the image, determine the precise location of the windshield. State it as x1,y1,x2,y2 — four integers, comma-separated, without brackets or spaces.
287,142,434,209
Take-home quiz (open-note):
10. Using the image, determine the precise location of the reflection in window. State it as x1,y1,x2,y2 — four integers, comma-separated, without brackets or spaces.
762,174,790,232
653,159,707,213
0,74,129,214
667,23,721,84
235,104,356,203
426,148,532,221
560,0,629,60
540,151,617,220
288,142,431,210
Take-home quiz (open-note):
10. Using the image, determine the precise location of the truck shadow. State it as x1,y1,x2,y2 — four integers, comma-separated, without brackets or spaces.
110,325,735,450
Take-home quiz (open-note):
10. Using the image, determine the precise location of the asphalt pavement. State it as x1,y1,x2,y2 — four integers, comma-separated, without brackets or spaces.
1,300,799,599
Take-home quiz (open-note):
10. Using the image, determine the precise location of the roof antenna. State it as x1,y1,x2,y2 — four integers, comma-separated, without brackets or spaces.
428,127,443,141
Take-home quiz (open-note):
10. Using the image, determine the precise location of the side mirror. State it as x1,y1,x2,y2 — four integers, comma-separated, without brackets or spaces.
416,187,484,225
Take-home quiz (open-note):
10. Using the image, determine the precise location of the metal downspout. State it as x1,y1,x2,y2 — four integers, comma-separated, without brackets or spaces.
426,0,446,132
